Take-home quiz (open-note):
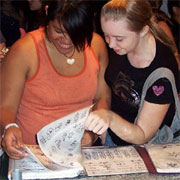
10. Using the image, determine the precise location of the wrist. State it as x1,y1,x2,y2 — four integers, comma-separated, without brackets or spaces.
2,123,19,138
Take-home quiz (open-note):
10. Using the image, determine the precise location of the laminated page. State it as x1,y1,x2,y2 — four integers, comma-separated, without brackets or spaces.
145,142,180,173
82,146,148,176
37,105,92,168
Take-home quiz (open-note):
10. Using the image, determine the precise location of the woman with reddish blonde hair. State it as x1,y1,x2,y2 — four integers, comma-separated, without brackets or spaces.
85,0,179,146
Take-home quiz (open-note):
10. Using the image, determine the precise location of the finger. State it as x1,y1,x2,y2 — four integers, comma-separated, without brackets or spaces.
6,150,26,160
86,118,99,131
92,123,103,134
97,125,109,135
84,113,96,128
4,139,26,158
2,129,27,159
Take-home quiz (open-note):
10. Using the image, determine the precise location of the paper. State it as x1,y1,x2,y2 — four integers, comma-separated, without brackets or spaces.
145,142,180,173
82,146,148,176
8,145,84,180
37,105,92,168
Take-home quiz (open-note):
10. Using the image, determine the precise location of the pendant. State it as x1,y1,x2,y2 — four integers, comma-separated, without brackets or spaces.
67,58,75,65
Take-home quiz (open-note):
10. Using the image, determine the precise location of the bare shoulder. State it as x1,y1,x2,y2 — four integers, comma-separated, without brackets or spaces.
91,32,106,48
4,33,37,73
91,32,107,59
2,33,38,79
7,33,36,63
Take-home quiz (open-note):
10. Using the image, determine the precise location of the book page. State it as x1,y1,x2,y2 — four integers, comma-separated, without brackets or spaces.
145,142,180,173
82,146,148,176
37,105,92,168
8,145,84,180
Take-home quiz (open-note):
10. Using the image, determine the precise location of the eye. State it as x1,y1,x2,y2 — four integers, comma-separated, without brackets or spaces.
53,26,65,34
116,38,123,42
55,29,63,34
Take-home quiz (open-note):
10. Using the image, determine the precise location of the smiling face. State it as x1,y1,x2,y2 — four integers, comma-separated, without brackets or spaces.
101,17,142,55
47,19,74,55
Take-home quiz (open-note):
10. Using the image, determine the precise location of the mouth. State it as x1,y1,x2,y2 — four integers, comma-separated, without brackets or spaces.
114,49,121,53
57,41,73,50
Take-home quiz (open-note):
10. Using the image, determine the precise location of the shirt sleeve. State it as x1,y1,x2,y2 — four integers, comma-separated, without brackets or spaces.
145,78,174,104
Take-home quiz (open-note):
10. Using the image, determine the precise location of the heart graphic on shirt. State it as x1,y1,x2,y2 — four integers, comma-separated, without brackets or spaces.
152,85,164,96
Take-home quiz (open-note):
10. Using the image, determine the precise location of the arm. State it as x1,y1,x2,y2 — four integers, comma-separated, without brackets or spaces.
109,101,170,144
85,100,170,145
0,34,36,159
82,33,111,146
92,33,111,111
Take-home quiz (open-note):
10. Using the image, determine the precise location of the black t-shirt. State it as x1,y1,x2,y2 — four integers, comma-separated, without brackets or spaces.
105,39,179,146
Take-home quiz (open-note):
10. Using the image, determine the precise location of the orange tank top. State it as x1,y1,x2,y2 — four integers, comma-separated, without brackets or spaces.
16,28,100,144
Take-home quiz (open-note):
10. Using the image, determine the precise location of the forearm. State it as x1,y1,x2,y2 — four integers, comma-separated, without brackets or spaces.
110,112,147,145
93,87,111,111
94,97,111,110
0,108,17,135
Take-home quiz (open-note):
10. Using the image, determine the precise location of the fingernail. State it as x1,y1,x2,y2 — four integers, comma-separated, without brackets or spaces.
19,143,24,147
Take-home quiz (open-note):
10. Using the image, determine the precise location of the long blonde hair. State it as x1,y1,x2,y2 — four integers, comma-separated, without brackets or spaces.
101,0,176,53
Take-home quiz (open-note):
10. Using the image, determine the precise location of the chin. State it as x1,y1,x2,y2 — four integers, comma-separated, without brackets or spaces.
113,49,127,56
115,51,126,56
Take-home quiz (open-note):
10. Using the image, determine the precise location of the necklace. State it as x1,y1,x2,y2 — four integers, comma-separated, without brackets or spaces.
62,47,75,65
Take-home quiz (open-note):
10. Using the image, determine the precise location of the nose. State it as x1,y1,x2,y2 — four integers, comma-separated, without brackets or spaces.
108,37,116,49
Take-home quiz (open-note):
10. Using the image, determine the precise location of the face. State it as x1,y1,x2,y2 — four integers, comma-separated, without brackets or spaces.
101,17,141,55
28,0,42,11
47,19,74,55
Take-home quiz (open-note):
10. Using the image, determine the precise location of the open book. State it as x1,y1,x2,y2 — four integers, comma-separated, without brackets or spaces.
8,105,93,179
8,142,180,179
8,144,84,179
7,105,180,179
82,142,180,176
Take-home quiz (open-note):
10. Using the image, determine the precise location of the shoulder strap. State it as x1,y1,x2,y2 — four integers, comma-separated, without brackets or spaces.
135,67,180,123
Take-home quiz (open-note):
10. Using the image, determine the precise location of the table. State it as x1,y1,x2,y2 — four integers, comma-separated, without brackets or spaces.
1,153,180,180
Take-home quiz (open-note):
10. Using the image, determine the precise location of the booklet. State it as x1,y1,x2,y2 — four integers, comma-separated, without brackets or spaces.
7,104,180,179
8,145,84,179
8,105,92,179
82,142,180,176
8,142,180,179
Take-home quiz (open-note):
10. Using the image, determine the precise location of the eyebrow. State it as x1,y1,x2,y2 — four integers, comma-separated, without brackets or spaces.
105,34,124,38
104,33,124,38
114,35,124,38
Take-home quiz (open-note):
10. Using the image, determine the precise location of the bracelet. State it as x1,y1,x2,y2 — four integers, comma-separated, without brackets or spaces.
4,123,19,130
2,123,19,138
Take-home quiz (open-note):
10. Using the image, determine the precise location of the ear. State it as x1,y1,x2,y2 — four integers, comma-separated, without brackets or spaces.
140,25,149,37
45,5,48,15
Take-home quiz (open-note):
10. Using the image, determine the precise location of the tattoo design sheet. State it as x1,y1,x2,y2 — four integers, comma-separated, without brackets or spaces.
145,142,180,173
8,145,84,179
82,146,148,176
37,105,92,168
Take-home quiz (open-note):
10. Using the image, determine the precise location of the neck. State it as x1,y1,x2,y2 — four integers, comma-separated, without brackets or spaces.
128,33,156,68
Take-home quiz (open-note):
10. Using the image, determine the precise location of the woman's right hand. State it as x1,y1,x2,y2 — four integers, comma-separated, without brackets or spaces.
1,127,28,159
